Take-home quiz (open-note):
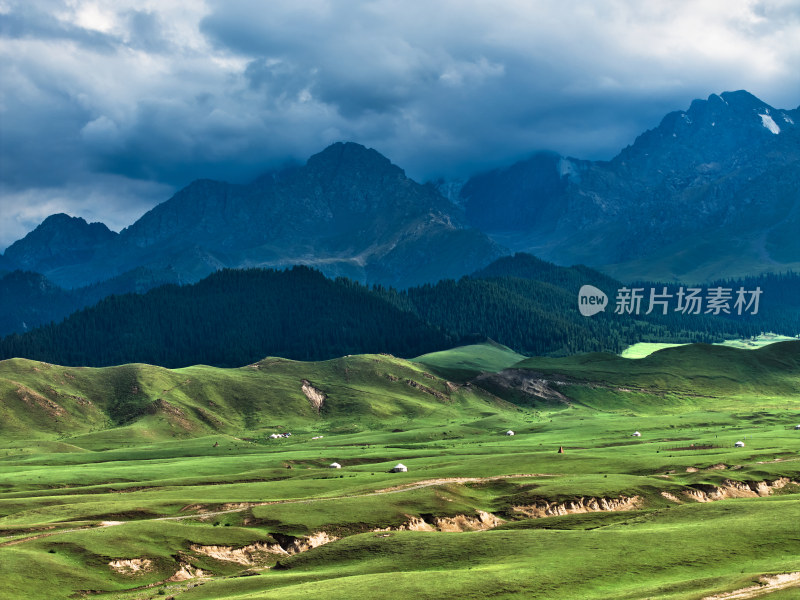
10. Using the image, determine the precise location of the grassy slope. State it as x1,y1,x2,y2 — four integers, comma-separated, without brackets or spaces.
412,341,526,381
2,343,800,599
0,353,512,446
620,342,686,358
514,341,800,399
621,333,798,359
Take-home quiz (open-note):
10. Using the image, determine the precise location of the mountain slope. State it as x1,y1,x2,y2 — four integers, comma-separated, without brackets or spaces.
461,91,800,281
4,255,793,368
0,267,182,336
0,267,455,368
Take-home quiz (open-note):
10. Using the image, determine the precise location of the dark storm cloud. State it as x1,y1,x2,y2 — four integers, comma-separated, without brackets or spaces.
194,0,800,174
1,0,799,250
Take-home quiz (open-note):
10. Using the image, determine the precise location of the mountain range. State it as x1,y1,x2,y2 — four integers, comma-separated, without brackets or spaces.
461,90,800,281
0,142,502,291
1,90,798,340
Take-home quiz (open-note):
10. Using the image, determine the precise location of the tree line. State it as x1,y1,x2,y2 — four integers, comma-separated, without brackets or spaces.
0,257,797,368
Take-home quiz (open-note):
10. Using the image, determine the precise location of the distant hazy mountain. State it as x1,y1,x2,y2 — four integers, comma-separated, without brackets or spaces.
1,142,503,290
461,91,800,282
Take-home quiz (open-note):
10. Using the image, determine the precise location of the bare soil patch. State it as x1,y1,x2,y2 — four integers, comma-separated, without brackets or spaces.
702,572,800,599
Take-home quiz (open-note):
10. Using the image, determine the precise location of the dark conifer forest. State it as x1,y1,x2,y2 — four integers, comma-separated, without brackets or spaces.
1,255,797,368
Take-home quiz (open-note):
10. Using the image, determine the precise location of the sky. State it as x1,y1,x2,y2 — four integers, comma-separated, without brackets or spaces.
1,0,799,251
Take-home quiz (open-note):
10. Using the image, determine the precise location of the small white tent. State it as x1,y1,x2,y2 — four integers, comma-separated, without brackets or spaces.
632,431,642,437
735,441,745,447
795,424,800,430
329,462,342,469
391,463,408,472
505,430,515,436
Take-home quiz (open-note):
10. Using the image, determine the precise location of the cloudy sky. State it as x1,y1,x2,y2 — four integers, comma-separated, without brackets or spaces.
1,0,799,250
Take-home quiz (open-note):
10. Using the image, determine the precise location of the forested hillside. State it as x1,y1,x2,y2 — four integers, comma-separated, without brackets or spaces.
0,268,455,367
2,255,795,368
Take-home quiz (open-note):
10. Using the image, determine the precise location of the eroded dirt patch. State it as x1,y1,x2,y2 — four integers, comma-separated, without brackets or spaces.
190,542,287,564
405,379,448,401
513,495,641,518
375,511,503,533
286,531,338,554
14,384,65,417
169,564,205,581
684,478,796,502
474,370,572,406
374,473,555,494
152,399,193,430
109,558,153,575
301,380,326,412
702,571,800,599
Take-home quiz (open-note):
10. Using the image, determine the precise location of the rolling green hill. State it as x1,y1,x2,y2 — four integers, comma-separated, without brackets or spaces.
412,340,526,382
514,340,800,396
2,343,800,600
0,351,516,446
4,341,800,446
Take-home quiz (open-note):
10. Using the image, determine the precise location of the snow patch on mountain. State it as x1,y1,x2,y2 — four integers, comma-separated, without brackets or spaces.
557,158,578,180
759,113,780,134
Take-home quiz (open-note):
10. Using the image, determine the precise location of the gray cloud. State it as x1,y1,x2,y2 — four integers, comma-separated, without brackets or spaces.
0,177,173,253
0,3,118,51
1,0,799,250
123,10,170,53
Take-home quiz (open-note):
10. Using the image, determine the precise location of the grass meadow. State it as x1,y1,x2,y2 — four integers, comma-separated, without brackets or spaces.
1,342,799,599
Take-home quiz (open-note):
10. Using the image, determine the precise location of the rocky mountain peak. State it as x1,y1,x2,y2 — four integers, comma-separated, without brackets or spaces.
305,142,401,177
288,142,451,222
718,89,766,109
3,213,117,271
611,90,797,175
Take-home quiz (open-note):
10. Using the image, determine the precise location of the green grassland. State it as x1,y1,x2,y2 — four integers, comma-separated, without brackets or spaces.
620,342,686,359
1,342,800,599
413,340,526,381
621,333,798,359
